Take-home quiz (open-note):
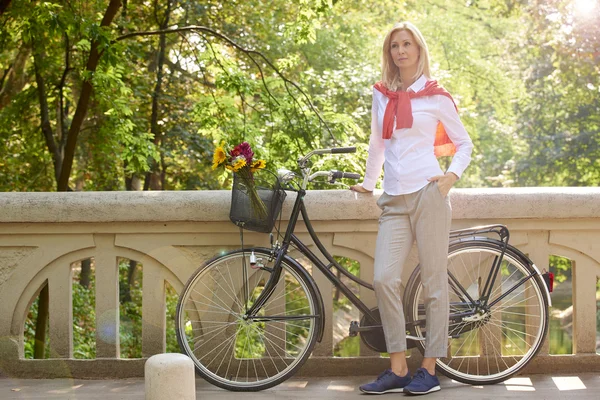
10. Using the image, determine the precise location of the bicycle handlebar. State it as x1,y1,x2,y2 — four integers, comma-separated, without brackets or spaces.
295,146,360,188
298,146,356,168
308,170,362,183
331,147,356,154
330,170,361,180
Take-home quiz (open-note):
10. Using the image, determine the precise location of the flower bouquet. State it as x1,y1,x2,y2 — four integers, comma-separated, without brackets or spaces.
212,141,269,219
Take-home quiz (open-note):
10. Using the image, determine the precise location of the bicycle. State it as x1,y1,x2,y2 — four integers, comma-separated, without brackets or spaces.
175,147,552,391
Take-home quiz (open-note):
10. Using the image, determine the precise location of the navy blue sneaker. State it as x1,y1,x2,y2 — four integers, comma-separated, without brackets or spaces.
359,369,411,394
403,368,440,395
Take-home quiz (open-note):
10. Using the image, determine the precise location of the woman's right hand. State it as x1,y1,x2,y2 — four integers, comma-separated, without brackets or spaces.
350,184,372,193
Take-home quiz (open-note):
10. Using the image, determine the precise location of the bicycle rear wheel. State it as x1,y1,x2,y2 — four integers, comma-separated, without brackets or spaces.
176,248,322,391
405,239,549,385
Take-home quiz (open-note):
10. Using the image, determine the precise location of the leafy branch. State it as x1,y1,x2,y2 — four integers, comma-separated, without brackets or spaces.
113,25,335,146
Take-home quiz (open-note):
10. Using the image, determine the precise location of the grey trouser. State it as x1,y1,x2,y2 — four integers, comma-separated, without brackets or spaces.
373,181,452,357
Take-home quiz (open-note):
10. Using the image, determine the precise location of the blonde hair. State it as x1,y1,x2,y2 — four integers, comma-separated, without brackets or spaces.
381,22,431,91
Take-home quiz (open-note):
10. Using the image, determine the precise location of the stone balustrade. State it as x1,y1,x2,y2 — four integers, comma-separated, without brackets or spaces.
0,188,599,378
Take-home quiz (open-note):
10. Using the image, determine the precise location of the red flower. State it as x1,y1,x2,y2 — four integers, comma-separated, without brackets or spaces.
232,142,254,164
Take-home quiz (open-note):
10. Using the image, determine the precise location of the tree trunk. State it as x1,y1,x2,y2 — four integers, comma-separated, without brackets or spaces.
80,258,92,289
0,46,30,109
32,1,123,358
143,0,171,191
122,260,138,303
33,284,49,359
123,160,140,303
33,49,61,182
0,0,11,15
57,0,123,192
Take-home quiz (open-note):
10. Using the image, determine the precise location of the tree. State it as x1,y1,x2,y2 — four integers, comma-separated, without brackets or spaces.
511,0,600,186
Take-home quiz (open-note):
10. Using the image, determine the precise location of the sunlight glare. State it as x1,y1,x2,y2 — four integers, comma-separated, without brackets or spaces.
281,380,308,388
574,0,597,15
504,377,533,386
326,382,354,392
552,376,587,391
504,377,535,391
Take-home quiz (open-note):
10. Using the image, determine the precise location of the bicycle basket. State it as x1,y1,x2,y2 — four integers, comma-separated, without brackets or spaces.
229,169,286,233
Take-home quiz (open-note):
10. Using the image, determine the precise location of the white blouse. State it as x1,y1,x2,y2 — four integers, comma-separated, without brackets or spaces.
361,75,474,195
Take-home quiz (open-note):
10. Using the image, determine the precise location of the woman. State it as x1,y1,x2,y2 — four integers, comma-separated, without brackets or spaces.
351,21,473,395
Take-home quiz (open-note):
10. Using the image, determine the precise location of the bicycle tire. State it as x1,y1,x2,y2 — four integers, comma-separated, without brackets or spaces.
404,239,549,385
176,248,322,391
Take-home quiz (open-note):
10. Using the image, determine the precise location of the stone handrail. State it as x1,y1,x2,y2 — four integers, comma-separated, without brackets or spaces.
0,188,598,378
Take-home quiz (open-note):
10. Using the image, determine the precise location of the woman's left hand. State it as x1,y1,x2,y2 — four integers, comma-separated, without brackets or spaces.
428,173,459,198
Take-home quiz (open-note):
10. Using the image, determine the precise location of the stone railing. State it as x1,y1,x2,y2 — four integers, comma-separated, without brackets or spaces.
0,188,599,378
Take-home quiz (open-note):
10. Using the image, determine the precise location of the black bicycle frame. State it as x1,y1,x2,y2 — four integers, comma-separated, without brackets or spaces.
246,188,379,321
246,190,523,327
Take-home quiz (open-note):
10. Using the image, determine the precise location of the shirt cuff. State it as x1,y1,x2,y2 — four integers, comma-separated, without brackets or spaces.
446,164,463,179
361,178,377,192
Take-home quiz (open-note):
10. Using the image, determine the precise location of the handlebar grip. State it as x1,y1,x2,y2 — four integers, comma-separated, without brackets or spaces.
330,147,356,154
331,170,362,180
343,172,362,180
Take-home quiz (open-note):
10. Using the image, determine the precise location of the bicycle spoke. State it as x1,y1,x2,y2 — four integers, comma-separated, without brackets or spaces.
188,297,239,316
192,323,234,351
264,283,303,305
408,242,548,384
191,278,240,316
213,332,237,375
219,263,246,312
254,325,283,375
190,321,239,339
205,330,238,370
177,250,319,390
264,321,308,339
198,327,240,359
202,268,245,313
235,325,250,381
479,322,506,372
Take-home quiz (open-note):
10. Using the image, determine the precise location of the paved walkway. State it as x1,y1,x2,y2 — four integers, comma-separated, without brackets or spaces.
1,373,599,399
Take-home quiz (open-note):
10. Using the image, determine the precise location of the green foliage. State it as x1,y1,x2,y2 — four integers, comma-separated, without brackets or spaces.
332,256,360,311
23,258,181,360
23,294,49,359
332,256,360,357
2,0,597,191
548,254,573,355
12,0,598,365
550,255,572,284
165,282,180,353
509,0,600,186
119,259,143,358
73,272,97,359
333,335,360,357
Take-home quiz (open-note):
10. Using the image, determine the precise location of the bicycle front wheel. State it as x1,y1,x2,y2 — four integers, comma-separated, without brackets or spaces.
176,248,322,391
405,239,549,385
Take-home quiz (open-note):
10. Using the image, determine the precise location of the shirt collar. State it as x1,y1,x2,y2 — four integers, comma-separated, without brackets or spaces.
407,74,428,93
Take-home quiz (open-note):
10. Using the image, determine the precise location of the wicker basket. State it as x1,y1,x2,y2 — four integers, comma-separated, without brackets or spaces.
229,169,286,233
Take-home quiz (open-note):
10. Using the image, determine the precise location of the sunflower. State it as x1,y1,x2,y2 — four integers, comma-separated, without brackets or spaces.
232,156,247,172
250,159,266,172
212,142,227,170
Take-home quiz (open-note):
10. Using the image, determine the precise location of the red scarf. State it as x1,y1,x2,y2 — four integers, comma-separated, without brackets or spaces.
373,80,457,157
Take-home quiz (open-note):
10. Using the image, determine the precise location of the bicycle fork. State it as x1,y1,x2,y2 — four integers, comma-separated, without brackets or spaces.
243,245,287,318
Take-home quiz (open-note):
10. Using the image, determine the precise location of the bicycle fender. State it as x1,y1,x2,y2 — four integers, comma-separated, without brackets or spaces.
500,243,553,308
448,238,552,307
282,254,326,343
